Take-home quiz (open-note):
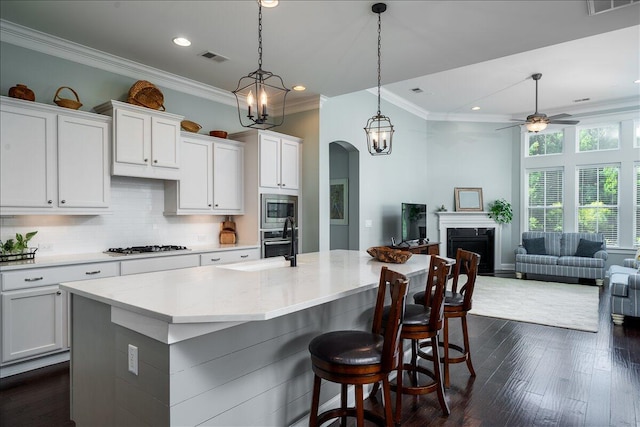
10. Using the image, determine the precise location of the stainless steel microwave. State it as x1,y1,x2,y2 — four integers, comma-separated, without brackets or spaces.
261,194,297,229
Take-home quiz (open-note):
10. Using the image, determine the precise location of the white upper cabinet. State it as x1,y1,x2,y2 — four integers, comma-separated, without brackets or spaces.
95,100,182,180
164,133,244,215
259,133,300,190
0,96,111,215
213,141,244,213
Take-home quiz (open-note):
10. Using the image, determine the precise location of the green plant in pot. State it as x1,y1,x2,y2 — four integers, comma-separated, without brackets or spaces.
1,231,38,254
488,199,513,224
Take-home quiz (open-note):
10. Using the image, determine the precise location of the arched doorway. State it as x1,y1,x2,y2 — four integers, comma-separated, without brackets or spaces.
329,141,359,250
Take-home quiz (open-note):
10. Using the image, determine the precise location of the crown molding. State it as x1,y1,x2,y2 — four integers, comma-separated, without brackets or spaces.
0,19,237,107
366,87,430,119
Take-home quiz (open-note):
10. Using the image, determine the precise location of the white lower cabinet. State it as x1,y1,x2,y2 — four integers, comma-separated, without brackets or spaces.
0,262,119,366
1,286,66,363
200,248,259,266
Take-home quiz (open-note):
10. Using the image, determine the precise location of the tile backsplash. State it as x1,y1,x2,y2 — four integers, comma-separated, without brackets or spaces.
0,177,232,255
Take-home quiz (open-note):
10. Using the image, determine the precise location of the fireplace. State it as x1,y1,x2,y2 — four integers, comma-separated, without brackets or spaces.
447,228,494,273
437,212,503,272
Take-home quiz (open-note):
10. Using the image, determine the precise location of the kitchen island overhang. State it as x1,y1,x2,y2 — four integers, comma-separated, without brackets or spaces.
61,250,433,426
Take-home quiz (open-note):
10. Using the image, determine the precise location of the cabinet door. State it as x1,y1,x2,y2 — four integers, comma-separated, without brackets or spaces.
151,117,180,169
58,115,110,208
114,108,149,165
280,139,300,190
213,142,244,212
2,286,66,363
0,104,56,208
179,138,212,211
259,134,281,189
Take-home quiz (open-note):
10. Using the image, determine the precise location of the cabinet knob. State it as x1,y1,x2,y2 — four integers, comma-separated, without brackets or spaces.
144,158,149,163
214,204,219,207
281,183,286,187
208,204,212,207
154,159,158,164
56,291,62,295
47,200,53,204
61,199,66,204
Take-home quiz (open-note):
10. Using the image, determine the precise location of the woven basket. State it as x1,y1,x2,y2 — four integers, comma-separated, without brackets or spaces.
181,120,202,133
367,246,412,264
127,80,165,111
54,86,82,110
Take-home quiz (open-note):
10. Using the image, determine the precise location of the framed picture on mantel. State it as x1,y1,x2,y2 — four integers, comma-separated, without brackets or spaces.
454,187,483,212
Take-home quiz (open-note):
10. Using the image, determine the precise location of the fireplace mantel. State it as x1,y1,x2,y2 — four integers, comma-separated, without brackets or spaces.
436,212,502,268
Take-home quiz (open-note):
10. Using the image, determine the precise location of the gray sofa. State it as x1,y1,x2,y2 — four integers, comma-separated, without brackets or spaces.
515,231,608,285
609,258,639,325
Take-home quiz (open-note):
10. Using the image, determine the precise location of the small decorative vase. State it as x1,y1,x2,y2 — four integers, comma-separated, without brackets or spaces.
8,84,35,101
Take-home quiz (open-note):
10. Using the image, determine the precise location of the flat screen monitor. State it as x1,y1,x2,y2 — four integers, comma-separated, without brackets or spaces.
401,203,427,244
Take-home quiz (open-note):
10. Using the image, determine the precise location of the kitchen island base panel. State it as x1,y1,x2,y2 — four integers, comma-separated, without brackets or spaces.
70,273,426,426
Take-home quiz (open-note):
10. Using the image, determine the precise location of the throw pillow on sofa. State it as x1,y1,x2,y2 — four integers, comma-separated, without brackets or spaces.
574,238,603,257
523,237,546,255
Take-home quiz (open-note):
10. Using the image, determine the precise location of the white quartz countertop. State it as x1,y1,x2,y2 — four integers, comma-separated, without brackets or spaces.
0,243,259,271
60,250,431,324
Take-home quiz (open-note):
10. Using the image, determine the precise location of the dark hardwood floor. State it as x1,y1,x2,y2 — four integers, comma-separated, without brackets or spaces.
1,276,639,427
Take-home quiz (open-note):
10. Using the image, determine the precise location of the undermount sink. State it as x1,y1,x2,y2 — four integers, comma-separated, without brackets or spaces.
219,258,296,272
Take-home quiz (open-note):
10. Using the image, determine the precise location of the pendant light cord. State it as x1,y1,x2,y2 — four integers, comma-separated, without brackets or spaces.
258,1,263,70
376,11,382,116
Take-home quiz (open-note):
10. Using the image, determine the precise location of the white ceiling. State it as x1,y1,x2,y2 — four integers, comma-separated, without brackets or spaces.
1,1,639,120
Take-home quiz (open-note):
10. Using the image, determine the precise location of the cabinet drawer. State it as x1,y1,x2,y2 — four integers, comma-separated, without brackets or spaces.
1,262,119,291
120,254,199,275
200,248,260,266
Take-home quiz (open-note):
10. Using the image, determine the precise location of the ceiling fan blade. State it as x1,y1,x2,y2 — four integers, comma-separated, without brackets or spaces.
549,119,580,125
510,118,527,122
496,123,524,131
547,113,572,120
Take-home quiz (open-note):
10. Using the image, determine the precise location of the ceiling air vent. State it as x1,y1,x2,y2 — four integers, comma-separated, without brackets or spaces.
200,51,229,63
587,0,639,15
411,87,423,93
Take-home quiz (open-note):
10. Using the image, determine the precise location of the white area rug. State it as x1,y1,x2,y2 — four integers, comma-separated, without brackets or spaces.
468,276,599,332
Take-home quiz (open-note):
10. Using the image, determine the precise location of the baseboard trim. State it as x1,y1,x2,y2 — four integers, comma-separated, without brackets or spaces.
0,351,70,378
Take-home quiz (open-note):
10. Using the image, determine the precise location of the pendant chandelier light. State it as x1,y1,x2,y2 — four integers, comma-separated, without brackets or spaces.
233,0,290,130
364,2,394,156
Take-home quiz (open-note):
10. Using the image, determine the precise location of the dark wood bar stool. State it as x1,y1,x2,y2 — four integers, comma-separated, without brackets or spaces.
413,248,480,388
308,266,409,427
369,256,451,423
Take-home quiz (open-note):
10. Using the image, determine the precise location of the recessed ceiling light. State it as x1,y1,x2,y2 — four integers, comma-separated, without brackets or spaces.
173,37,191,47
292,85,306,91
260,0,279,7
471,106,481,111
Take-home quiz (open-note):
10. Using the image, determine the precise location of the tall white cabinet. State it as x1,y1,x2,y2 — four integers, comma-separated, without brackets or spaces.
164,133,244,216
0,96,111,215
259,133,300,190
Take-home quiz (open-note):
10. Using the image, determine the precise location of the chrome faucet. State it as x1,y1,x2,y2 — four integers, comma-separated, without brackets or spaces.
282,216,297,267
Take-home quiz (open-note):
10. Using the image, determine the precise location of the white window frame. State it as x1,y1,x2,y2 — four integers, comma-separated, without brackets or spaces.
525,168,564,232
525,130,564,157
576,123,620,153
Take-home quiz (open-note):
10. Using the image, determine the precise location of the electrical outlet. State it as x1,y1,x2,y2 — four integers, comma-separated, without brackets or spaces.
39,243,53,252
365,220,373,228
128,344,138,375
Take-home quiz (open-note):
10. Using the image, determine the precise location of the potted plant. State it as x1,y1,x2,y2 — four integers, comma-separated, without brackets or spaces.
488,199,513,224
1,231,38,261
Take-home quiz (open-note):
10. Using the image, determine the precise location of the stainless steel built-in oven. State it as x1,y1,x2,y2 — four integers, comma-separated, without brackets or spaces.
261,194,297,229
261,230,294,258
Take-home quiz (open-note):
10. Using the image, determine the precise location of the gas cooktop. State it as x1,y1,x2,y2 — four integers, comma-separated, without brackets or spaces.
105,245,190,256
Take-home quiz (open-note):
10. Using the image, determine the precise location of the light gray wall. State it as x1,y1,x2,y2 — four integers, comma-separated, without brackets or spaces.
425,121,521,266
319,91,430,251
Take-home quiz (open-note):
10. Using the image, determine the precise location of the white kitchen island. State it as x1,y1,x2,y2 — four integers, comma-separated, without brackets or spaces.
60,250,431,426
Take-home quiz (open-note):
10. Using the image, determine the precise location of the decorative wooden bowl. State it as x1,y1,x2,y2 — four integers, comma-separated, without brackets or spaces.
209,130,228,139
181,120,201,133
367,246,412,264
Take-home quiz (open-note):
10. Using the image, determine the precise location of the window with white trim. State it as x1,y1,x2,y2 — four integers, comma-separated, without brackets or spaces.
526,169,563,232
577,165,619,246
635,120,640,148
578,124,620,152
527,131,563,156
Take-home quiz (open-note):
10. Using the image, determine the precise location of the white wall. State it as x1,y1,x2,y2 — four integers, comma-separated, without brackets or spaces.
0,177,226,255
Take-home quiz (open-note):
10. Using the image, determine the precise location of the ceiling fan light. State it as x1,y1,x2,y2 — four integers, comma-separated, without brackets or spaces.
526,121,548,133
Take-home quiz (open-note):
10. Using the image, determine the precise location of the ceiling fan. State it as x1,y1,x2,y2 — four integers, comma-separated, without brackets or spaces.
497,73,579,132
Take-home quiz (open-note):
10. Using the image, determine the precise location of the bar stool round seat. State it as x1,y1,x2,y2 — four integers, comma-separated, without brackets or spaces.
308,266,409,427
